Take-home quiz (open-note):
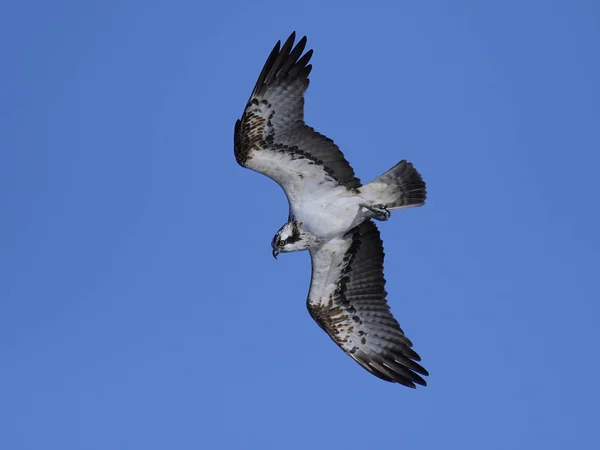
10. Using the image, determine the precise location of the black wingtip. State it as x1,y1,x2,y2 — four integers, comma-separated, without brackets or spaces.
250,32,313,99
283,31,297,48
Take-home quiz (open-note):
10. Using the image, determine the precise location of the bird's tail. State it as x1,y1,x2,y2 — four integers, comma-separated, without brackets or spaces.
360,160,426,210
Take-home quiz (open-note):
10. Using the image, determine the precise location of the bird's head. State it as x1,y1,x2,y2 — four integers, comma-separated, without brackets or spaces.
271,221,310,258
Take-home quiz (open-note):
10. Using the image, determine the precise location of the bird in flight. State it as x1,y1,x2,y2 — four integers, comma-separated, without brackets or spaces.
234,32,428,388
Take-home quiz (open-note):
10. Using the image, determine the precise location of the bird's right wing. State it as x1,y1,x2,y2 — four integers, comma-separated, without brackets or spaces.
234,32,361,203
307,220,428,387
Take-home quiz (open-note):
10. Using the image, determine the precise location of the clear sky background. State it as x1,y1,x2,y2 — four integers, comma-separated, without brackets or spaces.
1,1,599,449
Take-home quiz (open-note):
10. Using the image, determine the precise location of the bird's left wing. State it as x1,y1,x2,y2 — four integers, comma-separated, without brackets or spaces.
234,32,361,202
307,220,428,387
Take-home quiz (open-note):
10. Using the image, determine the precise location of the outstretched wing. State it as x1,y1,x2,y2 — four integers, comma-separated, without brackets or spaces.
307,220,428,387
234,32,361,202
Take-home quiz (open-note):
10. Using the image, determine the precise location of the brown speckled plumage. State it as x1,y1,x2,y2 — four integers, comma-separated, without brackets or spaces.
307,221,428,388
233,32,361,189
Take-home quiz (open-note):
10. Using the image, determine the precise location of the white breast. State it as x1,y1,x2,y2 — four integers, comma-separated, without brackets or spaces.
292,189,365,239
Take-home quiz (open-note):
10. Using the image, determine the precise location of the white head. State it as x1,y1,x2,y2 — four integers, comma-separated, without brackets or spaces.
271,221,311,258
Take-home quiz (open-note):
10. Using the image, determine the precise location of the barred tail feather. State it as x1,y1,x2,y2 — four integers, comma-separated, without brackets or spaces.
360,160,426,210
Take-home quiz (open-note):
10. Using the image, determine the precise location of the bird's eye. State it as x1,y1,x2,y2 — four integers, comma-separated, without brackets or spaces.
278,240,285,247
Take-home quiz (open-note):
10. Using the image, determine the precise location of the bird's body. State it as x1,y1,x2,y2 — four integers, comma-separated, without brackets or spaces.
252,149,368,239
234,32,429,388
292,189,365,240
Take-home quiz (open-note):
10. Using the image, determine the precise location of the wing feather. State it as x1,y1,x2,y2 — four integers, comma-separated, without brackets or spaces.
234,32,361,201
307,221,428,387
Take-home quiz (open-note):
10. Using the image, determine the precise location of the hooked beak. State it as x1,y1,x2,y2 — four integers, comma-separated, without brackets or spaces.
272,247,280,259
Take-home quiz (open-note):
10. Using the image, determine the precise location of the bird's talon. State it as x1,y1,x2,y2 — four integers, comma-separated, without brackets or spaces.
364,204,391,221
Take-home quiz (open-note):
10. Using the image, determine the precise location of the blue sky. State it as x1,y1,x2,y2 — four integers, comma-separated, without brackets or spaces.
1,1,599,449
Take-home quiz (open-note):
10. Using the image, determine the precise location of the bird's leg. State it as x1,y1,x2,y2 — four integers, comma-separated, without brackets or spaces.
362,204,391,221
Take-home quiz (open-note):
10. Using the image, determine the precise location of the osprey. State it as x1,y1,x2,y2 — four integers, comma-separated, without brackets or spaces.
234,32,428,388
